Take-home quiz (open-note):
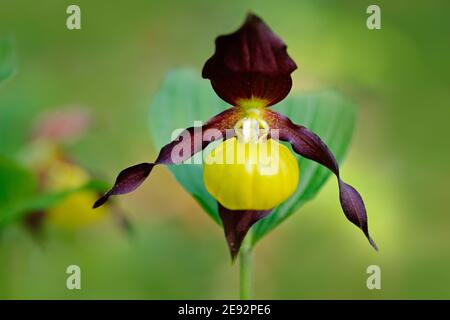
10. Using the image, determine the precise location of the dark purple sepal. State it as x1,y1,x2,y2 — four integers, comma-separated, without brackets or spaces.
93,108,242,208
339,180,378,250
154,108,242,165
93,163,154,208
218,202,273,261
265,110,377,251
202,13,297,107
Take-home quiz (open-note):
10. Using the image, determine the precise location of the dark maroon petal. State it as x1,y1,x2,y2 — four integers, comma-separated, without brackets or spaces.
93,163,154,208
93,108,242,208
218,202,273,260
339,180,378,250
155,107,242,165
264,109,377,251
202,13,297,107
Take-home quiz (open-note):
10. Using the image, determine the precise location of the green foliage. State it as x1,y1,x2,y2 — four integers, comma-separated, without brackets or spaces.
149,69,356,245
0,36,15,83
0,154,109,228
149,69,228,224
0,155,37,211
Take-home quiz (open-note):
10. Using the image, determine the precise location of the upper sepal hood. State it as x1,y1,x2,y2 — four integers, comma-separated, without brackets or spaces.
202,13,297,107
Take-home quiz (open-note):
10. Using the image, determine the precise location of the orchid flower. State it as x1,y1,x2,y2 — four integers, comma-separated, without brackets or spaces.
94,14,377,259
19,109,123,232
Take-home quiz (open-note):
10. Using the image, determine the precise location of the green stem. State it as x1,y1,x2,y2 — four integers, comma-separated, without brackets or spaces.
239,235,253,300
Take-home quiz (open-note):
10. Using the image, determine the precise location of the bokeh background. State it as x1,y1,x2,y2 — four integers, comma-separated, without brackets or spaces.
0,0,449,299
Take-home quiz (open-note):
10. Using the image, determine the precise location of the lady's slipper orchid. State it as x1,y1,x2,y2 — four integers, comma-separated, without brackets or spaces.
20,109,124,232
31,144,108,230
94,14,377,258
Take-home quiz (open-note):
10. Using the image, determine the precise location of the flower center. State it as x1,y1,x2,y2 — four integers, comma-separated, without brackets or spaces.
236,97,269,109
234,108,269,143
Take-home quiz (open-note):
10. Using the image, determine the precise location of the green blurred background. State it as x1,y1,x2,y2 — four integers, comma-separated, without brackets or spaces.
0,0,449,299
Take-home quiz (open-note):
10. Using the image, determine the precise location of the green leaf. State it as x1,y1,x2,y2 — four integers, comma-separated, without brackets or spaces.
148,69,356,244
0,36,16,83
0,179,108,228
149,69,228,224
0,155,37,209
